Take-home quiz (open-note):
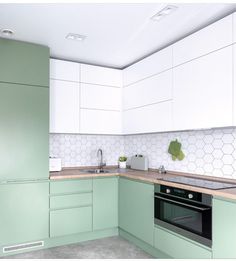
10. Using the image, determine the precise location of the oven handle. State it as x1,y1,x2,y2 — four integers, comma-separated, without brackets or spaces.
154,195,211,211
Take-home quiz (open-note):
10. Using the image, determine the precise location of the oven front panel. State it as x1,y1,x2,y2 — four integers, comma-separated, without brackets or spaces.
154,193,212,246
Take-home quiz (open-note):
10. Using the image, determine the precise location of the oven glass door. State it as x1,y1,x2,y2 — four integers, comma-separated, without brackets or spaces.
155,193,211,240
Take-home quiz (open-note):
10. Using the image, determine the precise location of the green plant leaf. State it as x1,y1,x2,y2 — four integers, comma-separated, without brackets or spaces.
168,139,181,157
172,155,177,161
177,150,185,161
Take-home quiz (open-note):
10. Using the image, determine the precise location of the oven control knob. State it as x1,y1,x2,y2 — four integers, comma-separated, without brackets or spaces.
166,189,171,194
188,194,193,199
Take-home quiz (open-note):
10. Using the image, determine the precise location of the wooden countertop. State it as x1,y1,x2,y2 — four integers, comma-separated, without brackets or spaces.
50,167,236,201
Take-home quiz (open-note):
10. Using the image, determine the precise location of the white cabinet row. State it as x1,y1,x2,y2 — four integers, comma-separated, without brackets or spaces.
50,12,236,135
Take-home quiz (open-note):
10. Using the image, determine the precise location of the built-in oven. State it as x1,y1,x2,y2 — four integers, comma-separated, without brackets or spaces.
154,184,212,247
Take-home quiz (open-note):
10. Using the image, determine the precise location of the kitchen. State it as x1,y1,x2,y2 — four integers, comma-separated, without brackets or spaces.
1,1,236,259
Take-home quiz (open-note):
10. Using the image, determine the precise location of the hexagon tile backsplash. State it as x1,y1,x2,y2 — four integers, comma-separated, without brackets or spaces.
50,127,236,179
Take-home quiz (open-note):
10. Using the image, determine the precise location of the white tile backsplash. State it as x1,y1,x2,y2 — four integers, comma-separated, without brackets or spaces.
50,127,236,179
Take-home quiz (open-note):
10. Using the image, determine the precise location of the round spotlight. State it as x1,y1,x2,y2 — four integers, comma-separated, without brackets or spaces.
1,29,14,37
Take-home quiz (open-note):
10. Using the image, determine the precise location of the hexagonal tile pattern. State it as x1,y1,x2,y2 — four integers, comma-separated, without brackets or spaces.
50,127,236,180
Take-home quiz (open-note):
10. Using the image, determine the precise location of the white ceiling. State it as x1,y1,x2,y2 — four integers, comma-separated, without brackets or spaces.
0,3,236,69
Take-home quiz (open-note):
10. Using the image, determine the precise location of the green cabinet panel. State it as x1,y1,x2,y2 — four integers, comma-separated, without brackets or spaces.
50,206,92,237
50,179,92,195
212,197,236,258
0,182,49,246
119,177,154,245
0,38,49,87
154,226,211,259
93,177,118,230
0,83,49,181
50,192,92,209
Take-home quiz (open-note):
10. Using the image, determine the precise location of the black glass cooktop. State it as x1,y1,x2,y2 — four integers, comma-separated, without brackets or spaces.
160,176,236,190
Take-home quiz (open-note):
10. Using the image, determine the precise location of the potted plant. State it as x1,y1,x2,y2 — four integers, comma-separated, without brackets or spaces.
118,156,127,169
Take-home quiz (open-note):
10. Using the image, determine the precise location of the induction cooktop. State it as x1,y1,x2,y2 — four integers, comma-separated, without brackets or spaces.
160,176,236,190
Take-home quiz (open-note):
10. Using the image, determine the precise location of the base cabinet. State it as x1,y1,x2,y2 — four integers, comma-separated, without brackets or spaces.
93,177,118,230
119,178,154,245
154,226,212,259
50,206,92,237
212,197,236,258
0,182,49,246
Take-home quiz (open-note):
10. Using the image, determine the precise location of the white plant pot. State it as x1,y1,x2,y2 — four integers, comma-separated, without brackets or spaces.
119,161,127,169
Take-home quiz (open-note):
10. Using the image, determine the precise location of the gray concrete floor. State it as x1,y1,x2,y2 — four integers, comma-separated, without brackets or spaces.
3,236,153,259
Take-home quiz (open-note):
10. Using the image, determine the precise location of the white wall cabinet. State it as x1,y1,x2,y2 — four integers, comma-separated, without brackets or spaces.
123,46,172,86
50,59,80,82
123,70,172,110
123,101,172,134
80,109,121,134
80,64,122,87
173,14,233,66
50,79,80,133
81,83,121,111
173,46,233,131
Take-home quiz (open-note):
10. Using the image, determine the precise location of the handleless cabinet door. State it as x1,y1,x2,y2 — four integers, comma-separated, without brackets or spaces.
0,182,49,247
0,82,49,180
81,64,122,87
212,197,236,258
93,177,118,230
173,46,233,131
119,178,154,246
50,79,80,133
0,38,49,87
50,59,80,82
173,14,233,66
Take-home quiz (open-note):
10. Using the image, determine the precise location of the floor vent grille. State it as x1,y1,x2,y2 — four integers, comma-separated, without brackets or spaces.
3,241,44,253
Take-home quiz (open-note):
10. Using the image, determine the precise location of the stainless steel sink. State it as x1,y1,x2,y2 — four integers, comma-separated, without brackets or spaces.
79,169,112,174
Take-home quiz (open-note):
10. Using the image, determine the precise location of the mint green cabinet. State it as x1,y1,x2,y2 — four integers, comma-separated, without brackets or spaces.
154,226,212,259
0,38,49,87
93,177,118,230
119,177,154,245
212,197,236,258
50,206,92,237
0,82,49,181
0,182,49,247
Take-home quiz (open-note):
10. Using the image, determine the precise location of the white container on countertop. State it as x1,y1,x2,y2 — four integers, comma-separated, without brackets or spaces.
130,155,149,171
49,157,62,172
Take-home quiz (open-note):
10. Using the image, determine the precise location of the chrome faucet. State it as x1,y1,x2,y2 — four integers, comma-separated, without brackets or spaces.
97,149,106,171
158,165,166,174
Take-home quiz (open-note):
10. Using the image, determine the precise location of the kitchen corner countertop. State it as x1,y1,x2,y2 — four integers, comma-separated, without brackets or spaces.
50,167,236,201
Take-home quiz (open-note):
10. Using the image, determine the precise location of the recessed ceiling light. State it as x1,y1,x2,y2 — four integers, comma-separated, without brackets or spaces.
151,5,178,22
1,28,14,37
66,33,86,41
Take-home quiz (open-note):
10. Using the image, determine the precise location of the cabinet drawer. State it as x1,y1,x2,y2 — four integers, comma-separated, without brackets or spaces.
154,227,212,259
50,192,92,209
50,206,92,237
50,179,92,195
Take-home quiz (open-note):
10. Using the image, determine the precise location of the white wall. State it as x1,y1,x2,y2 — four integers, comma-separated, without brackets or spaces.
50,127,236,180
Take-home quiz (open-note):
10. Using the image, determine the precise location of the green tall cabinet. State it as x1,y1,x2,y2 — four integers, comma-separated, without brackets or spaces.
119,177,154,246
0,38,49,253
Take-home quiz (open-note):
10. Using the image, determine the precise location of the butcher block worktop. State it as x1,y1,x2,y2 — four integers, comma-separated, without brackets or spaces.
50,167,236,200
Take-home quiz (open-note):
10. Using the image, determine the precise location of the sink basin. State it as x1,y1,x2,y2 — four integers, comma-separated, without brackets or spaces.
79,169,112,174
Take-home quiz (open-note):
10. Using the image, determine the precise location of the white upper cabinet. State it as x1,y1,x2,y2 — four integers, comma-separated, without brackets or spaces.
81,83,121,111
123,46,172,86
50,59,80,82
173,46,233,131
80,109,121,134
123,101,172,134
123,70,172,110
233,44,236,125
173,14,233,66
80,64,122,87
50,79,80,133
233,13,236,43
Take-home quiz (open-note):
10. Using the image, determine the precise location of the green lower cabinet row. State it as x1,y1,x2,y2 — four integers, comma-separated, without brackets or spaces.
1,176,236,259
